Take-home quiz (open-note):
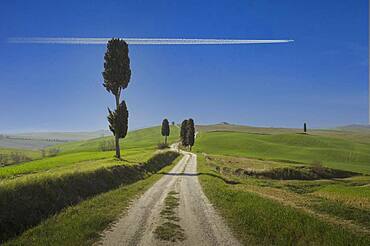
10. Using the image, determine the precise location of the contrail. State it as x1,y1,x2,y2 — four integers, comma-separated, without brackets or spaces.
8,37,294,45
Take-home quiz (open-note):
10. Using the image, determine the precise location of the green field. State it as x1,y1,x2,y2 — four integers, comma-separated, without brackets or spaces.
0,125,180,243
0,147,41,166
194,125,370,174
0,125,179,180
0,130,112,150
0,147,41,158
195,124,370,245
3,123,370,245
4,159,181,246
52,125,180,153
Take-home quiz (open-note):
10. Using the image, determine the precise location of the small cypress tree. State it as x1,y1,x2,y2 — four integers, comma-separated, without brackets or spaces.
304,122,307,133
180,119,188,147
108,100,129,141
161,118,170,144
187,118,195,150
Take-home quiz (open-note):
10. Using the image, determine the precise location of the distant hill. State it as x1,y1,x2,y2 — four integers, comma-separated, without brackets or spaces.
336,124,370,132
9,130,112,141
3,123,370,150
196,123,300,134
0,130,112,150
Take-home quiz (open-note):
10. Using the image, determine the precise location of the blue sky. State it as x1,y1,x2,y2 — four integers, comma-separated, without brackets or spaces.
0,0,368,132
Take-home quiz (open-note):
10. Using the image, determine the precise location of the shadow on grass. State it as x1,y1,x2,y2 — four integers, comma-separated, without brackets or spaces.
159,171,240,185
118,158,139,164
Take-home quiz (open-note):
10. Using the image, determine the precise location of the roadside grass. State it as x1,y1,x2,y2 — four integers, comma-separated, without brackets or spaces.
204,154,370,229
0,125,181,243
194,131,370,174
5,156,182,246
197,155,370,245
0,151,180,243
312,178,370,210
309,198,370,228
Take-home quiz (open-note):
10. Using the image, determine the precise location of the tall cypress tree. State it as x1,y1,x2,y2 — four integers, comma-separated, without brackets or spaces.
187,118,195,150
180,119,188,147
161,118,170,144
103,38,131,158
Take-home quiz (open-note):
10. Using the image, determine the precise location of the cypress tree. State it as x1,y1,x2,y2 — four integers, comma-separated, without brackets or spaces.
103,38,131,158
161,118,170,144
107,101,128,141
187,118,195,150
304,122,307,133
180,119,188,147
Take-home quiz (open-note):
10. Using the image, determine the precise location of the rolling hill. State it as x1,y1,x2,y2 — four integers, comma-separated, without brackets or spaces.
0,130,112,150
194,123,370,245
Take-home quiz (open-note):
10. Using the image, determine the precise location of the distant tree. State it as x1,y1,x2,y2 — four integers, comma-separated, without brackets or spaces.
304,122,307,133
48,148,60,157
171,121,175,126
103,38,131,158
99,139,116,151
187,118,195,150
180,119,188,146
40,149,46,158
0,154,8,166
161,118,170,144
9,152,31,164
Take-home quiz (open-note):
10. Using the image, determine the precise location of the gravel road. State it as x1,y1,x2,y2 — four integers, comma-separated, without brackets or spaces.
98,146,240,246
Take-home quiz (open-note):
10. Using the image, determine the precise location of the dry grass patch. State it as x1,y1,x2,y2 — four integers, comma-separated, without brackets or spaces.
154,191,185,242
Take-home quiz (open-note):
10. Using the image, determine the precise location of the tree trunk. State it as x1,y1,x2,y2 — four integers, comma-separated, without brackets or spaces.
165,135,167,145
115,135,120,158
115,93,121,159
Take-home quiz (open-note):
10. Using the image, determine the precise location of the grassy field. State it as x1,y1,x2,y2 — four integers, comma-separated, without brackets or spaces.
194,125,370,174
0,125,179,180
4,155,182,246
195,124,370,245
0,130,112,150
0,125,180,243
0,147,41,160
197,155,370,245
52,125,180,153
0,147,42,167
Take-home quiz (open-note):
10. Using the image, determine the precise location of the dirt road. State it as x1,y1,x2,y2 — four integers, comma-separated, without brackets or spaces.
99,147,240,246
